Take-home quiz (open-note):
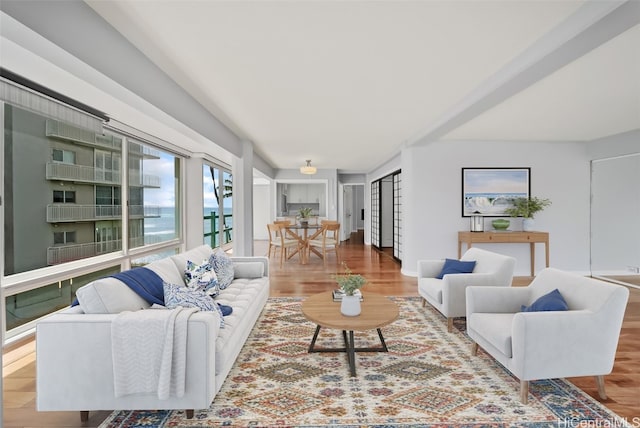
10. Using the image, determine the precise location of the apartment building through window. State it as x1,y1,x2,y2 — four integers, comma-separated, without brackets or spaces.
1,80,187,339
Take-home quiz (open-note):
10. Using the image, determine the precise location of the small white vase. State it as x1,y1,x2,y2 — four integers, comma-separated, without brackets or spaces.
340,295,361,316
522,218,535,231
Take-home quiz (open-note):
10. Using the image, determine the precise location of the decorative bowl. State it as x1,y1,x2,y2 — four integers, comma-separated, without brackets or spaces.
492,219,510,230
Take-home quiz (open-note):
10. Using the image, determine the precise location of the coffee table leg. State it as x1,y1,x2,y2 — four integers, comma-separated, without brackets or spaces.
347,330,356,377
308,325,322,352
376,328,388,352
307,326,387,377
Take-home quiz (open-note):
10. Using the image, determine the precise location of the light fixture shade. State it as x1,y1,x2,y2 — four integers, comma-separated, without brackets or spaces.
300,160,317,175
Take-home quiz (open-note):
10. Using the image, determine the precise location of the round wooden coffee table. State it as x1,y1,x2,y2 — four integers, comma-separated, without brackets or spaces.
301,291,399,376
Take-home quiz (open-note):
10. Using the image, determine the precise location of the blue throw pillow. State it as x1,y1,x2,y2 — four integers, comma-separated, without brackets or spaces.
184,259,219,297
521,288,569,312
436,259,476,279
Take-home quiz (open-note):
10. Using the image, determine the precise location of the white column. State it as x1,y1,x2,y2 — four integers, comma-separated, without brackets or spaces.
184,156,205,249
232,140,254,256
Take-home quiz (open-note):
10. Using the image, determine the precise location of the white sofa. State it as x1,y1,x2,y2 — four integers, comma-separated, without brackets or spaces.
466,268,629,404
36,244,270,420
418,247,515,331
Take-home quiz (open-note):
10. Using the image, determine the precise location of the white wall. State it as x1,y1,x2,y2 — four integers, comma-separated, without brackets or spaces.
401,140,591,277
253,183,270,241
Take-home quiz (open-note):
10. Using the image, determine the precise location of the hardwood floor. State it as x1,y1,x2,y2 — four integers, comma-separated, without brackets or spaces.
3,232,639,427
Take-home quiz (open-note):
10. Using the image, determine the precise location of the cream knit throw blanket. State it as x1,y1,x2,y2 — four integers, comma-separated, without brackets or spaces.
112,307,198,399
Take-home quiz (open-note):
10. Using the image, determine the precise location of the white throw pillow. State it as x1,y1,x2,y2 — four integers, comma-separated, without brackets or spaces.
76,277,150,314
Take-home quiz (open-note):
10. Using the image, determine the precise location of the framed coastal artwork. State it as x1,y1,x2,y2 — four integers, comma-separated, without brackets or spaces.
462,167,530,217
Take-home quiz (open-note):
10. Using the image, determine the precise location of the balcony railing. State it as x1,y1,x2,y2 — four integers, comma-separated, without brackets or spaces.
46,162,121,185
47,239,122,265
204,212,233,247
46,204,160,222
129,172,161,188
47,235,166,265
46,163,160,188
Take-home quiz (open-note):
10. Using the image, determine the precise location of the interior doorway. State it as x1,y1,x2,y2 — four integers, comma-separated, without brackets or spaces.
371,170,402,263
340,184,364,243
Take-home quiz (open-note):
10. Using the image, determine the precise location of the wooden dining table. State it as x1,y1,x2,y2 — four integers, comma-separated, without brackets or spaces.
284,223,324,264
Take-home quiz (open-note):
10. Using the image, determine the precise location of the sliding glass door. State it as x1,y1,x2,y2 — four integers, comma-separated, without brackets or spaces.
591,154,640,287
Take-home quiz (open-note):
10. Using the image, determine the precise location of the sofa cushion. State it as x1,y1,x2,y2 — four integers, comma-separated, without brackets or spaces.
146,257,185,286
213,276,269,375
469,313,515,357
436,258,476,279
163,281,224,327
211,249,234,290
184,259,219,296
76,278,150,314
521,288,569,312
418,278,443,304
233,261,265,279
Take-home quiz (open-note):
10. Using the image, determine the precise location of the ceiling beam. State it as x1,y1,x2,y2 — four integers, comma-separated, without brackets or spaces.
409,0,640,146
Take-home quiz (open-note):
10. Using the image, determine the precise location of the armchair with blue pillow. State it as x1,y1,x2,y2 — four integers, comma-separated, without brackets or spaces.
417,247,516,332
466,268,629,404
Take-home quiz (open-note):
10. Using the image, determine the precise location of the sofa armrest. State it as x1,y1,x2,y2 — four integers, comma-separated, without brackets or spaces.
417,259,445,278
466,286,530,316
511,310,617,379
231,256,269,278
37,311,219,411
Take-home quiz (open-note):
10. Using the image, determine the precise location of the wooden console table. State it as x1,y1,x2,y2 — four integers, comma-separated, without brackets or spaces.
458,231,549,277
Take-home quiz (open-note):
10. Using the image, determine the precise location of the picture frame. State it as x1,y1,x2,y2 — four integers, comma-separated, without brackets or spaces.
462,167,530,217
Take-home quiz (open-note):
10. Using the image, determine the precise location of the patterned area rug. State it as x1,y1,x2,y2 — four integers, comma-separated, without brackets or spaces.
100,297,626,427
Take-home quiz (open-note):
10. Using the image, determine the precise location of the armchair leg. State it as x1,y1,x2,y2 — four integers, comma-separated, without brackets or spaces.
421,299,426,307
595,375,607,400
471,342,478,356
447,317,454,332
186,409,194,419
520,380,529,404
80,411,89,422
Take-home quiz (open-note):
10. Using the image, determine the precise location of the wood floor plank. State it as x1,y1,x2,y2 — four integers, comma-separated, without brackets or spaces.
3,233,638,427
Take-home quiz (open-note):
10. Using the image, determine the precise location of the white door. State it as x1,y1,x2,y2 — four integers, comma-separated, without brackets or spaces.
342,185,353,241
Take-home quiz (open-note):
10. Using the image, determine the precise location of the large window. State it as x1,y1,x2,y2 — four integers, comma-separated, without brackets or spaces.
2,85,188,341
128,139,178,248
4,266,120,332
3,104,125,273
203,164,233,247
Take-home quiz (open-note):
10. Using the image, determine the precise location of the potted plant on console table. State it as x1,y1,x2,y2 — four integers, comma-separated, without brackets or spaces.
504,196,551,232
334,262,367,316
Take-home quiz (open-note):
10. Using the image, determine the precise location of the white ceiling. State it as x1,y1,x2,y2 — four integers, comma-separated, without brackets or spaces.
86,0,640,173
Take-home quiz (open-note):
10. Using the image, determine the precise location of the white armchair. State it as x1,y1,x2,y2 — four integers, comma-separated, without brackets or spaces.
466,268,629,404
418,247,515,331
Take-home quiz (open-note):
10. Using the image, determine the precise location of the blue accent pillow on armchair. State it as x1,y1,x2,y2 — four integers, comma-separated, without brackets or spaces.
521,288,569,312
436,259,476,279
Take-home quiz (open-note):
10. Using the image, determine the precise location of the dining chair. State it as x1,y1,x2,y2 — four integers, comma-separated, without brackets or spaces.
267,223,301,267
308,222,340,265
320,219,339,225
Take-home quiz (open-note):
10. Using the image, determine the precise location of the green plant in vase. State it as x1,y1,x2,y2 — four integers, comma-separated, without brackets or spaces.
298,207,313,218
504,196,551,231
333,262,366,316
334,262,366,296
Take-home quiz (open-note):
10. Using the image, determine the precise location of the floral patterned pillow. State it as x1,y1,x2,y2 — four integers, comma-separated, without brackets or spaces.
210,249,234,290
184,259,219,297
163,281,224,328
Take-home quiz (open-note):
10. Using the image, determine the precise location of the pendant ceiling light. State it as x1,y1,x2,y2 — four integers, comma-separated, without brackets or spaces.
300,159,317,175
